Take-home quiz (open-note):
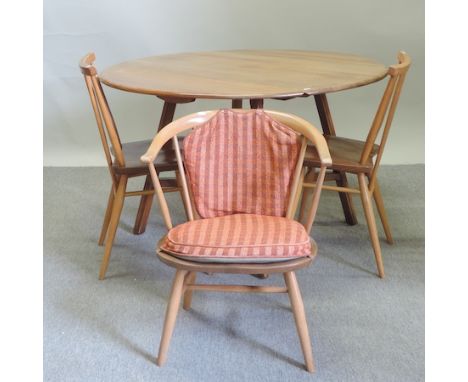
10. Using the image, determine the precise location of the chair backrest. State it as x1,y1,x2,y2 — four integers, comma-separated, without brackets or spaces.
79,53,124,183
183,110,302,218
141,109,332,234
361,51,411,188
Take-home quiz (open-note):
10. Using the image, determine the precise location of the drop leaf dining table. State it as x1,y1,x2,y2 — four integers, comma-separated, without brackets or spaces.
99,50,388,224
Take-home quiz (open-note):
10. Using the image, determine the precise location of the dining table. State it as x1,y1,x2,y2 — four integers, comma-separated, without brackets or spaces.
99,49,388,226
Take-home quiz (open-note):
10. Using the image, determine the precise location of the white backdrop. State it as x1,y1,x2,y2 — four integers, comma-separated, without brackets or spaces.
44,0,424,166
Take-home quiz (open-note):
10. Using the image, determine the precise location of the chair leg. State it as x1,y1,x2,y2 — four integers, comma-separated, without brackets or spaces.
371,178,394,244
98,185,115,246
283,271,315,373
98,176,127,280
157,269,188,366
183,272,196,310
358,174,385,278
133,175,154,235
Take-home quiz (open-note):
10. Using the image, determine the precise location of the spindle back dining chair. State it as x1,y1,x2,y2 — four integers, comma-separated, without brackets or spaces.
302,51,411,278
79,53,185,280
141,109,331,372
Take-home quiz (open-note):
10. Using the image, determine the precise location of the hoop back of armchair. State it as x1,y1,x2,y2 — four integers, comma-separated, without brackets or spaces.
141,109,332,235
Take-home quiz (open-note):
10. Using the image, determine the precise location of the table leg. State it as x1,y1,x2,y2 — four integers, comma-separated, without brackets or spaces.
250,99,264,109
133,175,154,234
314,94,358,226
157,96,195,132
232,99,243,108
158,101,176,129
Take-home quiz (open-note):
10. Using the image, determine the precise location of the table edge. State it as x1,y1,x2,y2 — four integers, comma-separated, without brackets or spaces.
99,69,388,100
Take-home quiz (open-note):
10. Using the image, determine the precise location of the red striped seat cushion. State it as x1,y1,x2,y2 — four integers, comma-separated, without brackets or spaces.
183,109,301,218
161,214,312,263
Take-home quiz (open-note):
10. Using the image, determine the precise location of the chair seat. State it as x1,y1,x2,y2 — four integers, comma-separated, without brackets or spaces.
161,213,312,263
305,136,379,173
111,138,183,176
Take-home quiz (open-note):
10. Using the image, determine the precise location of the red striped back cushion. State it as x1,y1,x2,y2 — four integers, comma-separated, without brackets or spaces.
183,109,301,218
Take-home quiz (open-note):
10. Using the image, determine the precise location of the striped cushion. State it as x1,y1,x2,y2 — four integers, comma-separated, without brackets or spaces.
183,109,301,218
161,214,311,263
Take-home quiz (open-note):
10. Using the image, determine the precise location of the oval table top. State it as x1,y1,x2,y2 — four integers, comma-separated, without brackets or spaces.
100,50,388,100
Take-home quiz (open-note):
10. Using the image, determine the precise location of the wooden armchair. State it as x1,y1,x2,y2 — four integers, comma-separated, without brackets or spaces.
79,53,185,280
141,109,331,372
301,51,411,278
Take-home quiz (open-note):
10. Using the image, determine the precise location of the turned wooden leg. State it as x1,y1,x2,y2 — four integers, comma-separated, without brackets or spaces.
314,94,357,225
358,173,385,278
99,176,127,280
183,272,196,310
133,175,154,235
157,269,188,366
370,177,394,244
284,271,315,373
98,185,115,246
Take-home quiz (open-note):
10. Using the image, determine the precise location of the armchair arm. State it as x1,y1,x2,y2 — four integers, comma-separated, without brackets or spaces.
306,130,332,167
140,111,218,164
264,110,332,167
140,109,331,234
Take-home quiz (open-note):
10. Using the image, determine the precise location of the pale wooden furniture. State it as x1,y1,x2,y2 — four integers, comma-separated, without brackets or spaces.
79,53,187,280
301,52,411,278
100,50,388,227
141,109,332,372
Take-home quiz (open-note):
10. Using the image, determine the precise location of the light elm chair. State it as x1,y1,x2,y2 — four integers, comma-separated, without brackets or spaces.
141,109,331,372
301,51,411,278
79,53,185,280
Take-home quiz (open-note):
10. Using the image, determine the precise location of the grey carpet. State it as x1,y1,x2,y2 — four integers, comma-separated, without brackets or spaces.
44,165,424,382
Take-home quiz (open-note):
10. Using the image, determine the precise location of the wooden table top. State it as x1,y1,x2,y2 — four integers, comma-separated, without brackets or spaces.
100,50,388,99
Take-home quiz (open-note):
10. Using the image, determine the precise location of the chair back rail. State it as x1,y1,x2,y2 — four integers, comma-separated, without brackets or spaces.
142,109,331,235
79,53,125,178
360,51,411,190
286,136,308,219
172,135,194,221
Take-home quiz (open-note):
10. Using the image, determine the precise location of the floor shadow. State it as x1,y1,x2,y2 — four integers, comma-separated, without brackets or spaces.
187,309,306,370
320,251,376,276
